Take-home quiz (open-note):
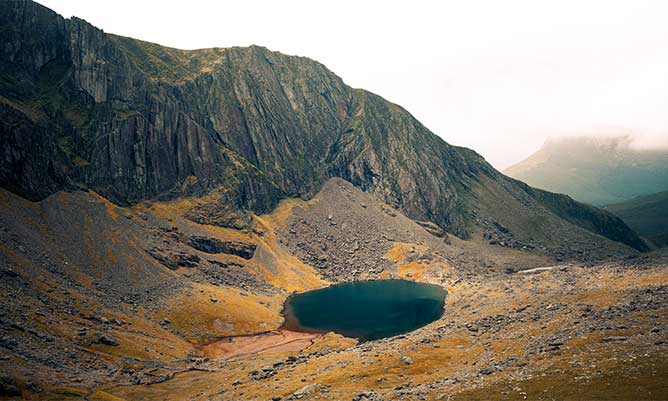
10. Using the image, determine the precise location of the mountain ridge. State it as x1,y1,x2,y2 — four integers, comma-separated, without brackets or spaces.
0,0,647,251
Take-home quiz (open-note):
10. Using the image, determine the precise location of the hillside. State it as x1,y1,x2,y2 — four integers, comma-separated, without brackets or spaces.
604,191,668,248
504,136,668,206
0,0,646,252
0,2,667,400
1,178,667,400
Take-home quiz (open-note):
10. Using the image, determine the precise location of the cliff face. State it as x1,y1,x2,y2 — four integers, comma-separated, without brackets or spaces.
0,0,648,250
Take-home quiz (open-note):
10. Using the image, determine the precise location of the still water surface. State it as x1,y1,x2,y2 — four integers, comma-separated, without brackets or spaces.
282,279,446,341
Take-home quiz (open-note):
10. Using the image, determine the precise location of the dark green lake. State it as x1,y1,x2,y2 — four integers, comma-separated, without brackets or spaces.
282,279,446,341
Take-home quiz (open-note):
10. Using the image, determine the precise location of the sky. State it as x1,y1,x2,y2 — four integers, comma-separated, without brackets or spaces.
38,0,668,169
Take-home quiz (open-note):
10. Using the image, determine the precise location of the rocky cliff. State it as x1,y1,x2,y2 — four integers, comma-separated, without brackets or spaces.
0,0,647,251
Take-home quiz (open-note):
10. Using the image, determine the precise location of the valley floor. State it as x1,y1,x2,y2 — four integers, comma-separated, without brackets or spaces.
105,257,668,401
0,179,666,400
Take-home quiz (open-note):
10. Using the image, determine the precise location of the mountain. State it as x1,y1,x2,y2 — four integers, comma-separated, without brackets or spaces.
0,0,646,252
504,136,668,206
604,191,668,248
2,2,668,400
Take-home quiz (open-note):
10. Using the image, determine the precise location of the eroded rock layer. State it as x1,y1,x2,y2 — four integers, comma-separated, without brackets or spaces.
0,0,646,251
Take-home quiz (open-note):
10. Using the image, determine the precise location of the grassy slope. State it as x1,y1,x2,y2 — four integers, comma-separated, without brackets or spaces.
604,191,668,248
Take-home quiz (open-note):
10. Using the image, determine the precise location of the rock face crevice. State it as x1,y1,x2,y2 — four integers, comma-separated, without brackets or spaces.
187,236,256,260
0,0,647,250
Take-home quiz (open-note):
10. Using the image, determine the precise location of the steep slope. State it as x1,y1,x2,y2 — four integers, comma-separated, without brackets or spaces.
504,136,668,206
604,191,668,248
0,0,646,251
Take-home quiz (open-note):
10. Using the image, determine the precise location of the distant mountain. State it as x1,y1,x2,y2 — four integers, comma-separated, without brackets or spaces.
504,136,668,205
604,191,668,248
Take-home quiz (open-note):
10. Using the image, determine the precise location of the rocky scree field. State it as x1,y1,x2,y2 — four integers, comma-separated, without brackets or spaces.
0,179,667,400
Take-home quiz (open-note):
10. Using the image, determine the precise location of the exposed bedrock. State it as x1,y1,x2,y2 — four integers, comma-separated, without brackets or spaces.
0,0,647,251
187,236,257,259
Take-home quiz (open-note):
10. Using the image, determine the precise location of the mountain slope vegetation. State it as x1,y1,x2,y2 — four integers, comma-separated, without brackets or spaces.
604,191,668,248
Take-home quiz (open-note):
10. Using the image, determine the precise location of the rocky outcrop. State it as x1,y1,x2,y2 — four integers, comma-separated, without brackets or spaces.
147,248,201,270
187,236,256,259
0,0,647,251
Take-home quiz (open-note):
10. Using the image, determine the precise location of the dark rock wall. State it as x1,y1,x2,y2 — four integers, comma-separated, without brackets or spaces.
0,0,648,250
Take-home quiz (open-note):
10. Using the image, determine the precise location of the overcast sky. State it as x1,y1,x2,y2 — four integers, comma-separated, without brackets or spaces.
38,0,668,169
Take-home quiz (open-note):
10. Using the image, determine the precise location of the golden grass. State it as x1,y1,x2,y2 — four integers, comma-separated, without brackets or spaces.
157,283,281,339
99,262,668,401
4,188,667,401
